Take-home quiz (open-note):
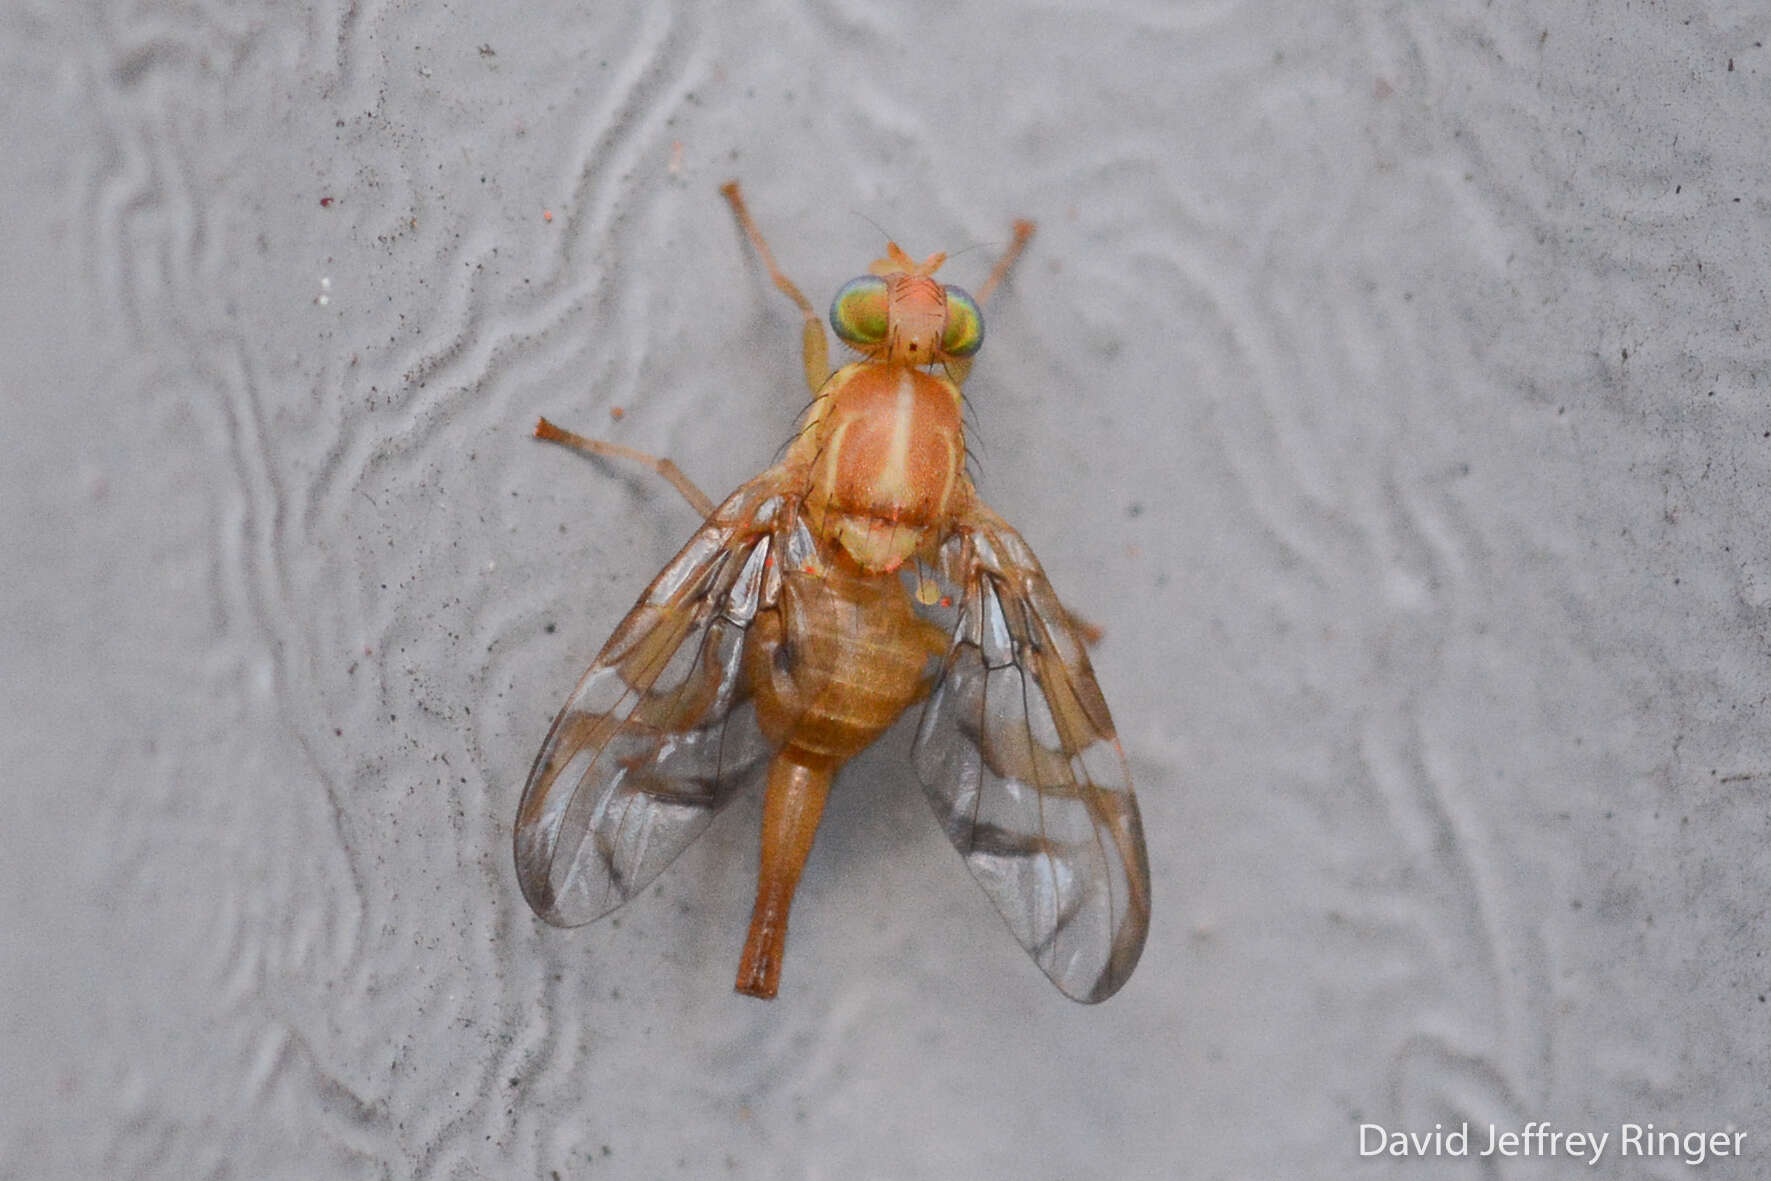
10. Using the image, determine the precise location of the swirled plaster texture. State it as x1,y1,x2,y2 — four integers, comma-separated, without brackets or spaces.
4,1,1768,1177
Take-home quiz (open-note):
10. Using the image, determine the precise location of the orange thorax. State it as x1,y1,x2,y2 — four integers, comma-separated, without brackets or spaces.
793,361,966,572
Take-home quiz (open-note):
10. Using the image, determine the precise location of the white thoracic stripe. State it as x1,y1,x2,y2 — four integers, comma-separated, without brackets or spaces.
881,369,916,496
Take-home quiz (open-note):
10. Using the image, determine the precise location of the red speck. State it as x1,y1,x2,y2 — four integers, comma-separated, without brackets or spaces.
543,209,554,223
939,596,952,608
320,197,334,207
609,405,626,420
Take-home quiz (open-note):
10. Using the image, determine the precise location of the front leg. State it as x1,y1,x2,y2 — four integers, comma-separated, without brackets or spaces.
721,181,832,397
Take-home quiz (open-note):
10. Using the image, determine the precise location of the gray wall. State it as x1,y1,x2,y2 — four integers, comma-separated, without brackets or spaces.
5,1,1766,1177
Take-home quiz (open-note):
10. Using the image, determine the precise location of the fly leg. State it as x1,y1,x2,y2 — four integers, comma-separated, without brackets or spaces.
533,417,715,519
721,180,831,397
975,218,1036,307
946,217,1035,388
1062,603,1105,648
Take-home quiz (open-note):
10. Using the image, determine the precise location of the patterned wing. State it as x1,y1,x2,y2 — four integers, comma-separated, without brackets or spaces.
514,474,793,927
912,503,1151,1002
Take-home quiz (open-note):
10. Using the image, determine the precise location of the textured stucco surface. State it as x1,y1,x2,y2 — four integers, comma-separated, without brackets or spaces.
4,1,1769,1177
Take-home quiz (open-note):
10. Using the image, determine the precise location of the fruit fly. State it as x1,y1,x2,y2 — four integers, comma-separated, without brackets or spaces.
514,182,1150,1002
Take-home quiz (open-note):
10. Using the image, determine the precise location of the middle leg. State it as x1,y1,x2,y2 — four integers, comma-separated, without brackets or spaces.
534,416,715,518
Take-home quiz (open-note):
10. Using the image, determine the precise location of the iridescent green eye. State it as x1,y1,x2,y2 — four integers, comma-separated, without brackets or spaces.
940,285,983,357
830,276,889,347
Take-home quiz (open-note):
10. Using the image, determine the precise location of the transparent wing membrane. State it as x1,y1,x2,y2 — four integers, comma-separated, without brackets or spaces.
912,506,1150,1002
514,477,791,926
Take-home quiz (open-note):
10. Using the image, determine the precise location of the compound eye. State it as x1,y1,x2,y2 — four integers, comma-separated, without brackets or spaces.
830,276,889,347
940,285,983,357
